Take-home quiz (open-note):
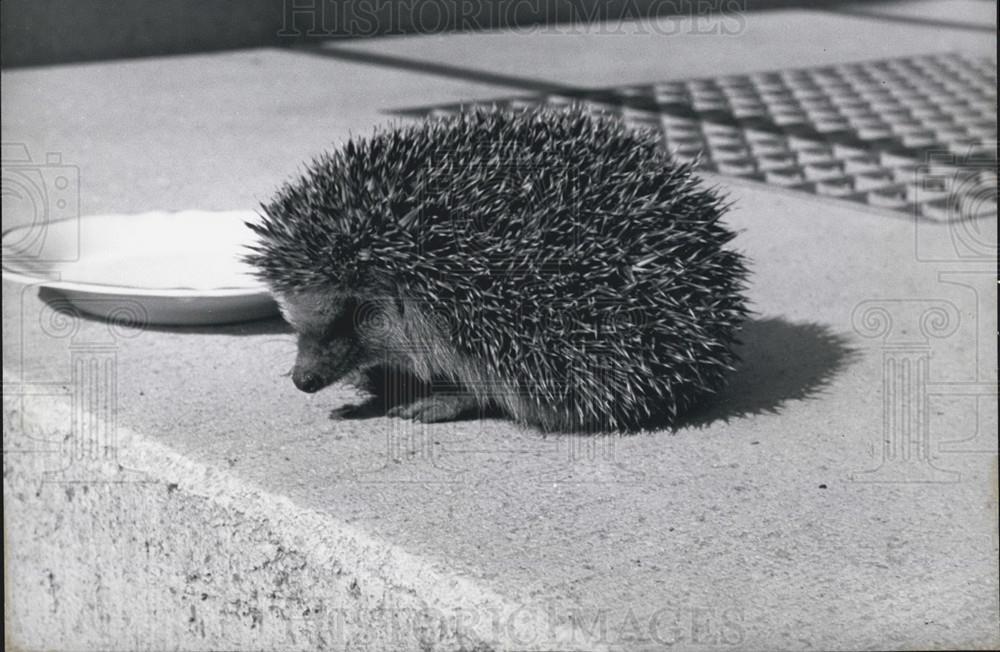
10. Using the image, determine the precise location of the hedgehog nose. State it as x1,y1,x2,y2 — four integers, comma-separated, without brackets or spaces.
293,370,325,393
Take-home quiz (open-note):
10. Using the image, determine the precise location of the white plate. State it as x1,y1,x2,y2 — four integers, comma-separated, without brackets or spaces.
1,210,278,326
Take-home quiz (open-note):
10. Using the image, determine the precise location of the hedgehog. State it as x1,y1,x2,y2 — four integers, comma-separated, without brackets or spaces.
245,105,750,432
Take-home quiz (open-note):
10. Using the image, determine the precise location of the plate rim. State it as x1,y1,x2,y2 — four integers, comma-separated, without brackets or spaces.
1,210,271,299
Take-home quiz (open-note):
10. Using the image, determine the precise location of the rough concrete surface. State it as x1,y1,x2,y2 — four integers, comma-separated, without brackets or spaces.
3,3,998,651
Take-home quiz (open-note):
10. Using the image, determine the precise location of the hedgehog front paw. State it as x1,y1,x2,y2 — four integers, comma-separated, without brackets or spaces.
387,396,478,423
329,397,386,420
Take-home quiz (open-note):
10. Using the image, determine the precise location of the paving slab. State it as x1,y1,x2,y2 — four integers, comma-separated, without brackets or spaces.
3,4,998,651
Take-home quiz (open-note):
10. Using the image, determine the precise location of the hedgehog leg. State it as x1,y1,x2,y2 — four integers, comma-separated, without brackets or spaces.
329,398,387,420
326,365,430,420
386,395,481,423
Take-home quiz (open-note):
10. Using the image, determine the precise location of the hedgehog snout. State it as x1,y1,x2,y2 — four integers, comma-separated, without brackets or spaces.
290,330,368,394
291,343,338,393
292,368,327,393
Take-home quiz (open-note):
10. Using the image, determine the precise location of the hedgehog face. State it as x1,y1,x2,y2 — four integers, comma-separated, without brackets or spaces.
276,290,373,393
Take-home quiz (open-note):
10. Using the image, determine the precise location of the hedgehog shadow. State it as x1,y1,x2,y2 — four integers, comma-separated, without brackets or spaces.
674,317,859,430
146,316,292,337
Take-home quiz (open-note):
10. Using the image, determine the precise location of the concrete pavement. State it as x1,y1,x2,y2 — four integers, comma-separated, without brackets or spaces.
4,3,998,650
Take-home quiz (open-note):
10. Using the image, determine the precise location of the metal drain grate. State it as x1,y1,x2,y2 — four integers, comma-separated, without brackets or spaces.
397,52,997,222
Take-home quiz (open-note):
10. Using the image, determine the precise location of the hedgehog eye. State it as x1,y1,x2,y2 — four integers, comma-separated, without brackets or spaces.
300,298,355,342
317,299,357,341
